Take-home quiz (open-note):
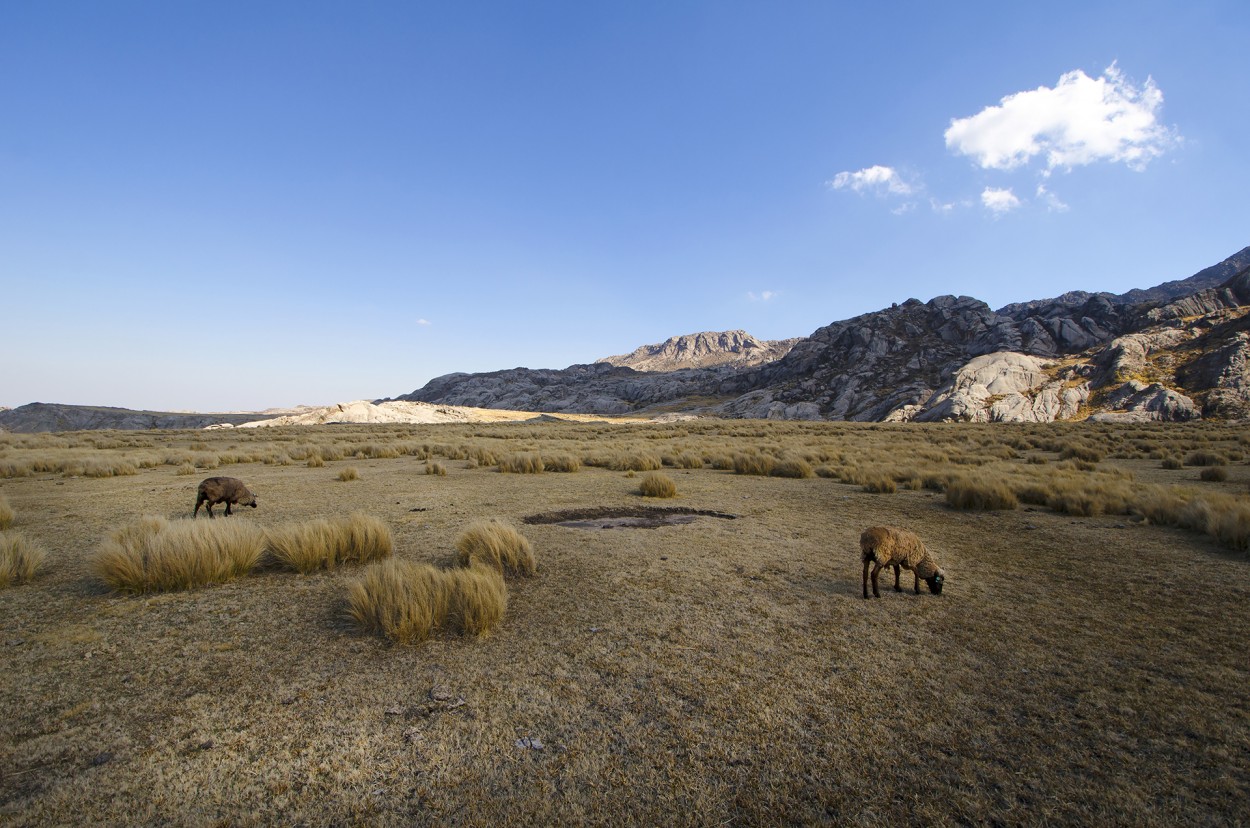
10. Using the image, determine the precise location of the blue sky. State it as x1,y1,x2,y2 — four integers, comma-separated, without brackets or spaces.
2,1,1247,411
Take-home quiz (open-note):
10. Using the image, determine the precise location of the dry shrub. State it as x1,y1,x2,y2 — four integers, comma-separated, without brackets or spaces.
265,513,394,573
426,461,447,476
307,455,326,468
176,462,196,476
946,477,1019,511
455,519,536,576
0,531,46,587
337,467,360,482
0,495,13,530
94,516,266,593
346,559,507,644
639,472,678,498
1161,457,1183,470
1185,450,1227,467
499,453,545,474
1026,455,1048,465
1200,466,1229,482
770,458,814,479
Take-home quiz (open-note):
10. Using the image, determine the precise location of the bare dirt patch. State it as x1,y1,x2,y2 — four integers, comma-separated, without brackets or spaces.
524,505,738,529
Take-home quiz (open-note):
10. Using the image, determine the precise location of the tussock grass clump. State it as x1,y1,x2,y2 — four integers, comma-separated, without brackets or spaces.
733,453,775,476
860,472,897,494
1059,444,1103,463
455,519,536,576
445,561,509,636
426,461,447,476
542,453,581,473
347,559,452,644
346,558,507,644
1185,450,1227,467
1161,457,1184,470
639,472,678,498
94,516,266,593
0,495,13,530
499,453,545,474
337,467,360,482
608,452,663,472
1200,466,1229,482
80,458,139,478
176,462,196,476
307,455,325,468
770,458,814,479
265,513,394,573
946,477,1019,511
0,531,46,587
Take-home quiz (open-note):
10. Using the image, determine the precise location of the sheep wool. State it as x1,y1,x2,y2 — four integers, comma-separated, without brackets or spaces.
860,526,942,580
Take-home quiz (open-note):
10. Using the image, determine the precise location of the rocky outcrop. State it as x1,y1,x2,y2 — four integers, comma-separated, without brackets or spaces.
596,330,800,372
914,352,1084,423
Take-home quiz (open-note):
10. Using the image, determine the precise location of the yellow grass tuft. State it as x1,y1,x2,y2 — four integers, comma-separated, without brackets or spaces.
498,453,545,473
94,516,266,593
0,531,46,587
445,560,509,636
945,477,1020,510
0,494,13,530
337,467,360,482
455,519,536,576
346,558,507,644
176,462,196,476
639,471,678,498
265,513,393,573
426,461,447,476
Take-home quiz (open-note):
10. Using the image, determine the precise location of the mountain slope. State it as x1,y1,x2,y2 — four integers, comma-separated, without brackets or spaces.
596,330,801,372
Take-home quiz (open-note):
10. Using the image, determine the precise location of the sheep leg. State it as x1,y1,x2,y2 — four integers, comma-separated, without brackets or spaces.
870,562,884,598
224,501,232,517
863,559,872,599
913,573,921,594
193,497,203,519
205,503,215,518
893,564,902,592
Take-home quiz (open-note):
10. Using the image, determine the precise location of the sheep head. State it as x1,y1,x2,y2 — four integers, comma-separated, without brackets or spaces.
925,569,945,596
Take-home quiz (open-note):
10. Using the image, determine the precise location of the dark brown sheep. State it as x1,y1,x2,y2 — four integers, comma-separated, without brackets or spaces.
194,476,257,518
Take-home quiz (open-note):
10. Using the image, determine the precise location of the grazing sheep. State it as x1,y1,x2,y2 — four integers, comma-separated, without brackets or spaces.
860,525,945,599
194,476,257,518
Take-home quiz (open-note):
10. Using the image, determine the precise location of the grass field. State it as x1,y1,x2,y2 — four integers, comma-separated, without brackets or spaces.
1,420,1248,825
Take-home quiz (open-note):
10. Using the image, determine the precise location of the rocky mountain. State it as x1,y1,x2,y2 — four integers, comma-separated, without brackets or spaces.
397,246,1250,423
0,403,272,433
596,330,801,372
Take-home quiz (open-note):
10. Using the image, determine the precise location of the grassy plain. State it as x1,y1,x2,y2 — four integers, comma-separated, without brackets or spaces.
1,420,1248,825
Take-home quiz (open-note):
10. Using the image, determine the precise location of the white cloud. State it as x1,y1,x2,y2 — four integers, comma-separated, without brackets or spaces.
827,165,913,196
945,63,1177,172
981,187,1021,214
1036,184,1069,212
747,291,777,302
416,318,431,326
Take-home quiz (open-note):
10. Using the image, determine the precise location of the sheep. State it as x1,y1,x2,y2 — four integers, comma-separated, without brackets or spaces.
193,476,257,518
860,525,945,599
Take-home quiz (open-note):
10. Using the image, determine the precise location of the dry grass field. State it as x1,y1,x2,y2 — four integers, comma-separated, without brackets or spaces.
1,420,1248,825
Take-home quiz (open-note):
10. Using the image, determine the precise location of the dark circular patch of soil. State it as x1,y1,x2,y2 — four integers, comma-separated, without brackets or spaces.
524,506,738,530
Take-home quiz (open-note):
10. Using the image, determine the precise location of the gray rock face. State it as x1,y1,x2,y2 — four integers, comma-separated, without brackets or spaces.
596,330,800,372
1090,382,1199,422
